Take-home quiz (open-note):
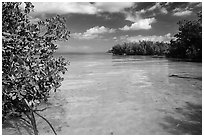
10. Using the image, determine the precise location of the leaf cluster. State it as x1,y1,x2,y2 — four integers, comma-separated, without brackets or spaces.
167,12,202,61
2,2,69,125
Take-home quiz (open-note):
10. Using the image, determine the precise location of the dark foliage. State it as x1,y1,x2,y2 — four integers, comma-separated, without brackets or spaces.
2,2,70,134
167,12,202,61
110,41,169,56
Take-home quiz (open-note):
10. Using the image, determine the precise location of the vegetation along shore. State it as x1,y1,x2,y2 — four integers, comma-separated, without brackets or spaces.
108,12,202,62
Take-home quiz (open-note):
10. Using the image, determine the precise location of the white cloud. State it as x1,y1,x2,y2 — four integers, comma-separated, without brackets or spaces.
196,3,202,7
32,2,134,15
123,7,151,22
71,32,98,40
86,26,115,34
173,10,192,16
147,2,168,14
122,33,174,43
124,2,168,18
148,3,160,11
71,26,116,40
173,8,180,12
160,7,168,14
94,2,135,13
113,37,117,40
173,8,192,16
123,2,166,29
120,35,129,39
120,17,156,31
124,12,141,23
33,2,98,14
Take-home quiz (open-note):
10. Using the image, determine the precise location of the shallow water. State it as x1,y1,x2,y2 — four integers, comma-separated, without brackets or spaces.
3,53,202,135
54,53,201,135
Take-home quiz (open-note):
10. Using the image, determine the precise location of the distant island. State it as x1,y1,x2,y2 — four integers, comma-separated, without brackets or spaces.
108,12,202,62
107,41,168,57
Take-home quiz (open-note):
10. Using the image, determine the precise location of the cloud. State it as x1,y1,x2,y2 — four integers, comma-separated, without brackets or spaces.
125,13,140,23
147,3,160,11
119,35,129,42
160,7,168,14
148,3,168,14
32,2,134,15
173,9,192,16
71,26,116,40
171,2,202,16
113,37,117,40
33,2,98,14
86,26,115,34
141,3,168,15
122,2,166,30
120,17,156,31
196,2,202,7
121,33,174,43
94,2,135,13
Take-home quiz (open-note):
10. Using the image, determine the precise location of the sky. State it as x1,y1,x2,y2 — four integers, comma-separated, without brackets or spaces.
29,2,202,53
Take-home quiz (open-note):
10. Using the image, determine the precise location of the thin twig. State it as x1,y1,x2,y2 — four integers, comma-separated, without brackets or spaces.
35,107,50,112
24,112,35,134
20,117,31,125
30,111,38,135
34,111,57,135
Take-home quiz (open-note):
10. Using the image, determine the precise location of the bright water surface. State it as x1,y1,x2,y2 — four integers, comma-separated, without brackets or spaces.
52,53,202,135
3,53,202,135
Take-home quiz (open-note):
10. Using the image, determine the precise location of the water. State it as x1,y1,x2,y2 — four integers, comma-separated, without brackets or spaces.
58,53,201,91
51,53,202,135
3,53,202,135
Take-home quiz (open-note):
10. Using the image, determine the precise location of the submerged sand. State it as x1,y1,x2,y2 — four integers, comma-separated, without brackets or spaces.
2,55,202,135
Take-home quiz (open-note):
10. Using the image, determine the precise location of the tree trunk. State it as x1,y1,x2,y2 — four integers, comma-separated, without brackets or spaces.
25,111,39,135
30,111,38,135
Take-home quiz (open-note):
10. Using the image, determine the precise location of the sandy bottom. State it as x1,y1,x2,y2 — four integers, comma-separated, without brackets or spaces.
2,55,202,135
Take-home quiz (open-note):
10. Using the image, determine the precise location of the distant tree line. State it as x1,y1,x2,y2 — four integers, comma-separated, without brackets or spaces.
108,41,169,56
109,12,202,62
